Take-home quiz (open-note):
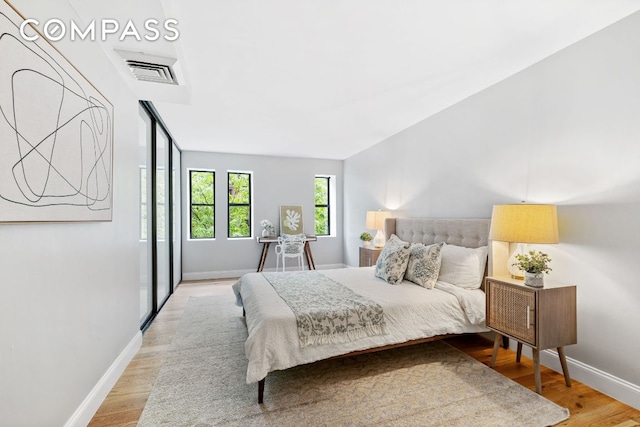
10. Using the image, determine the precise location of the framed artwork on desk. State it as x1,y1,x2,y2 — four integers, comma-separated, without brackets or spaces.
280,205,303,234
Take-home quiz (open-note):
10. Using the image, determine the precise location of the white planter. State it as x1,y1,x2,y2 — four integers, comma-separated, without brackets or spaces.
524,272,544,288
362,241,371,247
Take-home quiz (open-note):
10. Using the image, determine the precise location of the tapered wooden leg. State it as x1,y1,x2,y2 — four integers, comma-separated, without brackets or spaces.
258,378,265,404
257,243,271,272
490,333,502,368
533,348,542,394
558,347,572,387
516,342,523,363
501,335,509,349
304,242,316,270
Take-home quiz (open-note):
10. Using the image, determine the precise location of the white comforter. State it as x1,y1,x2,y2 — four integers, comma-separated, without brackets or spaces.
233,267,488,384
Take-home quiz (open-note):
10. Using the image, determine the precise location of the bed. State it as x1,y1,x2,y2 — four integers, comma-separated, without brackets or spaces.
233,217,491,403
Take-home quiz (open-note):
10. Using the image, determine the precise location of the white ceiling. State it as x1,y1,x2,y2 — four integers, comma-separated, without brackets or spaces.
71,1,640,160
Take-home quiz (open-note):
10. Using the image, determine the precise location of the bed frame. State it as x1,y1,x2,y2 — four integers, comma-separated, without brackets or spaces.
254,217,490,403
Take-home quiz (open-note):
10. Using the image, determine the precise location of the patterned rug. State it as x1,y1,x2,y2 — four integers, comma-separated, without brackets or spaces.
137,292,570,426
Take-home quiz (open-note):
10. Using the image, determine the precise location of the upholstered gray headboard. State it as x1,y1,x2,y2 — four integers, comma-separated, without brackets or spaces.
384,218,490,249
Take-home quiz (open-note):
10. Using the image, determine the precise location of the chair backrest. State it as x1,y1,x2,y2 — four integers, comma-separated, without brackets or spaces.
278,234,305,255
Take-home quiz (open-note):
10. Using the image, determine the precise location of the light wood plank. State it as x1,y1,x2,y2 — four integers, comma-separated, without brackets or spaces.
613,421,640,427
447,335,640,426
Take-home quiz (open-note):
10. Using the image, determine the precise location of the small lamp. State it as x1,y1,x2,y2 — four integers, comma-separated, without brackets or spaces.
489,204,559,279
366,210,391,248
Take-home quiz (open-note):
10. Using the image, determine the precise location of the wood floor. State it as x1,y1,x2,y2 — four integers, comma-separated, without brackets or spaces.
89,280,640,427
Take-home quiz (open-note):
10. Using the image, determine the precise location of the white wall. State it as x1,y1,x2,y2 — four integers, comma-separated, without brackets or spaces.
181,151,344,279
0,1,141,426
344,12,640,406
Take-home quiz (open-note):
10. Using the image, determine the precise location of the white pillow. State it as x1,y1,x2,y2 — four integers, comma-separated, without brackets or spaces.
404,242,443,289
437,244,488,289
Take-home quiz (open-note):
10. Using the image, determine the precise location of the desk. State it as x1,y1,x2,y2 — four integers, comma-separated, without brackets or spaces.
256,235,317,272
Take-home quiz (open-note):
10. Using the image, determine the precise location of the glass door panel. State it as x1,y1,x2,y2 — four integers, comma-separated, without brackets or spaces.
139,101,180,329
172,143,182,288
139,105,153,325
156,123,171,309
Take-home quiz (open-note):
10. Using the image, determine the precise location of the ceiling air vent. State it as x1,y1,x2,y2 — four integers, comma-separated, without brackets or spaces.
115,49,179,85
126,60,177,84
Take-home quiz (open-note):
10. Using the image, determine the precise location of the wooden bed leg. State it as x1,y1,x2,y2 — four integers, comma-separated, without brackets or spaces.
258,378,265,404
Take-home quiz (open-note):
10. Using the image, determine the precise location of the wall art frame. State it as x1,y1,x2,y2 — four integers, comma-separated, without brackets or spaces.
0,0,114,222
280,205,303,235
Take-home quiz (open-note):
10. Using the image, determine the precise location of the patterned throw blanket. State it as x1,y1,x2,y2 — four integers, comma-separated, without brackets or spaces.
262,271,387,348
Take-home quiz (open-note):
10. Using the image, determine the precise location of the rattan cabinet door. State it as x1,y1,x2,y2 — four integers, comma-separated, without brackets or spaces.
359,247,381,267
487,281,536,346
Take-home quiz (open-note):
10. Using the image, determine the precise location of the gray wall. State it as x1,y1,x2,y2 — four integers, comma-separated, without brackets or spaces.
0,1,141,425
181,151,344,278
344,12,640,405
2,2,638,424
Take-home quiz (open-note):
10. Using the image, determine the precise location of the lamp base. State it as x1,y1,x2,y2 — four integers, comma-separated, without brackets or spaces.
508,243,526,280
373,230,385,248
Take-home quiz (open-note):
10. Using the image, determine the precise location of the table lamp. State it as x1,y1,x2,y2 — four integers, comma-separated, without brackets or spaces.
489,204,559,279
366,210,391,248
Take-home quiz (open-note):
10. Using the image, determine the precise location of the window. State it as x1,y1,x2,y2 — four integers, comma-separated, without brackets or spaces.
228,171,252,238
190,170,215,239
314,176,330,235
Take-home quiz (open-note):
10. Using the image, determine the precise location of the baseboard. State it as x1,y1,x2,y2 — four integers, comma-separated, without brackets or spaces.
182,264,348,281
509,342,640,410
64,331,143,427
314,263,348,270
183,269,253,281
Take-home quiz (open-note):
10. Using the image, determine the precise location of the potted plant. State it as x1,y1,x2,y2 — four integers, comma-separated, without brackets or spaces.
513,250,552,287
360,232,373,247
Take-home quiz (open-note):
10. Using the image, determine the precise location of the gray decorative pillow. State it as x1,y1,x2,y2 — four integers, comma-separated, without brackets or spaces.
374,234,411,285
404,242,444,289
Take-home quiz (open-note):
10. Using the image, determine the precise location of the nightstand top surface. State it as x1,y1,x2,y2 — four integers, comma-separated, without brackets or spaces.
487,275,575,290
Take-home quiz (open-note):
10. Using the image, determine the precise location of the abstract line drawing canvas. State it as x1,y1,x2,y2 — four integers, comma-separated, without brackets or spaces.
0,1,114,222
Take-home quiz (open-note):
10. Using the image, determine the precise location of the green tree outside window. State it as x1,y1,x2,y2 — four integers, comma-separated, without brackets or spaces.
190,170,215,239
228,172,252,238
315,176,330,235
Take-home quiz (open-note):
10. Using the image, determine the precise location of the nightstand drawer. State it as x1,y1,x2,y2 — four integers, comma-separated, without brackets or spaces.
487,281,536,346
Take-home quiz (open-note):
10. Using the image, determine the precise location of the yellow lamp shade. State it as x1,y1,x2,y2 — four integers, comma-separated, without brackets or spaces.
366,210,391,231
366,210,391,248
489,204,559,244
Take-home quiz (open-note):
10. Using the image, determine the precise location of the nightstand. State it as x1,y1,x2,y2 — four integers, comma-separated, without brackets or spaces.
359,247,382,267
485,275,577,394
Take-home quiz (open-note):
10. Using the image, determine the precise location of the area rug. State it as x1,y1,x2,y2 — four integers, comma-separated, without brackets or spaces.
137,292,570,427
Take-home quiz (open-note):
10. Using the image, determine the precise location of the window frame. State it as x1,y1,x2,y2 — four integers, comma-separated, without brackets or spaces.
314,175,331,236
227,171,253,239
189,169,216,240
